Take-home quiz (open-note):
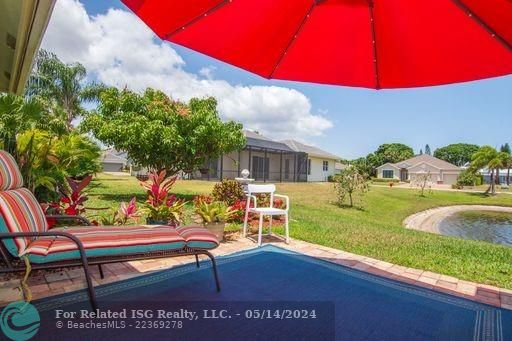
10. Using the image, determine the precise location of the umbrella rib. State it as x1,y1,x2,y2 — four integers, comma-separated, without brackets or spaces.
451,0,512,52
163,0,232,40
368,0,380,90
268,1,318,79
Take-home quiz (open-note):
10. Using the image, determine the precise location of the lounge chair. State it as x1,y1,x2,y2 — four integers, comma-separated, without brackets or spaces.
0,150,220,310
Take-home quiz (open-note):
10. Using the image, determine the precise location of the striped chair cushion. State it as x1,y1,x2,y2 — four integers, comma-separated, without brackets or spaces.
176,225,219,249
0,188,48,256
0,150,23,191
24,226,187,263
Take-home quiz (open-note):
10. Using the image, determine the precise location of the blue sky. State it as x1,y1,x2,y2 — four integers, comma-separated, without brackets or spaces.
62,1,512,159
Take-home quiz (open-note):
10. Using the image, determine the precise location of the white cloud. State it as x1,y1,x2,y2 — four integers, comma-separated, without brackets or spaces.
41,0,332,139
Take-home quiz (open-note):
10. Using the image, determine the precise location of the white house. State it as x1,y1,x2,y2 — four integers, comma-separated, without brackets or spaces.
196,130,344,182
100,149,127,172
282,139,344,182
376,154,461,185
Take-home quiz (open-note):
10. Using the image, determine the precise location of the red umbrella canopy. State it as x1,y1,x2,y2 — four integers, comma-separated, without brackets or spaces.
122,0,512,89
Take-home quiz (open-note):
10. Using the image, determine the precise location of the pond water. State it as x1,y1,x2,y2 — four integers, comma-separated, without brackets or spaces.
438,210,512,246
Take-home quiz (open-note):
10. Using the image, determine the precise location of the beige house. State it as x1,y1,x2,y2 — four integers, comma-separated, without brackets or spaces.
196,130,342,182
376,154,461,185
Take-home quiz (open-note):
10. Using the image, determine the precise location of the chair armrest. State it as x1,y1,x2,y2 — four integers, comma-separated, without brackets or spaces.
246,194,258,209
274,194,289,211
0,231,89,261
46,215,92,226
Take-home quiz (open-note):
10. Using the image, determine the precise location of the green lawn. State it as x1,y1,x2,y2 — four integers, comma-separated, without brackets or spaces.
87,174,512,289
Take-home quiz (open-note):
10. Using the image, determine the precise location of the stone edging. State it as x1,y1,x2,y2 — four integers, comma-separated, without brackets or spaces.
403,205,512,234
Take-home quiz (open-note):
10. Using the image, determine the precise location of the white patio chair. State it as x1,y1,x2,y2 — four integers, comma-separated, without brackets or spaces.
243,184,289,246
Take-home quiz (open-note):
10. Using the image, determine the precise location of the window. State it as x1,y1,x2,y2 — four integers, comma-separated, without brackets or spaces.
382,170,394,179
322,161,328,171
252,156,269,180
307,159,311,175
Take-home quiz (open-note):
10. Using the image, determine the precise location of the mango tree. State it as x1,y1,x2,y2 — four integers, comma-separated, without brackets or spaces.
80,88,246,175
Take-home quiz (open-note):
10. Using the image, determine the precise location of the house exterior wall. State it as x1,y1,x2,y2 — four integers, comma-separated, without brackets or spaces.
376,166,400,180
408,163,439,183
307,157,338,182
409,172,440,183
407,163,460,184
102,162,123,172
442,173,459,185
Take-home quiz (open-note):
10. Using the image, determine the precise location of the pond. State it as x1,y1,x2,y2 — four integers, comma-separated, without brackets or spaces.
438,210,512,246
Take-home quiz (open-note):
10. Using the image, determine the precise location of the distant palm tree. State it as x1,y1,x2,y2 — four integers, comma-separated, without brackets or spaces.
471,146,508,195
500,143,512,185
25,50,104,131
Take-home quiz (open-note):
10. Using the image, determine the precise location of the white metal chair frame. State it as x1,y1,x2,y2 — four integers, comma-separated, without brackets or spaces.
242,184,290,246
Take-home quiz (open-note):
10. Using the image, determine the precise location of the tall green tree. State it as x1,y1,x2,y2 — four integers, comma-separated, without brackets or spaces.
351,153,382,178
375,143,414,164
500,143,512,185
471,146,508,195
80,88,246,174
25,50,103,130
433,143,480,166
425,144,431,155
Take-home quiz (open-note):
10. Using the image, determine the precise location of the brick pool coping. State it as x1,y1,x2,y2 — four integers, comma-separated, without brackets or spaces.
1,235,511,310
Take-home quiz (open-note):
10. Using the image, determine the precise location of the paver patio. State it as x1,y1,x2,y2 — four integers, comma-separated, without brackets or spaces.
1,234,511,311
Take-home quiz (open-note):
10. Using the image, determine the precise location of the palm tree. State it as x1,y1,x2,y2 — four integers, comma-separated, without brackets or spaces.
25,50,104,131
500,143,512,185
471,146,508,195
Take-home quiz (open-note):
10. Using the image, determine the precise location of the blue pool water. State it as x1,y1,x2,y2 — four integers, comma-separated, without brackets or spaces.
29,245,512,340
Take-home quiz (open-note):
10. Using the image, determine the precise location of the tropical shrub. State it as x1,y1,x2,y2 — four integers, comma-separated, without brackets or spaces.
53,133,101,178
212,179,244,205
193,194,213,206
456,169,480,187
44,175,93,227
195,200,235,223
13,128,100,201
99,197,140,226
140,170,186,225
228,199,247,223
253,193,285,209
16,129,61,194
58,175,93,216
144,195,186,225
